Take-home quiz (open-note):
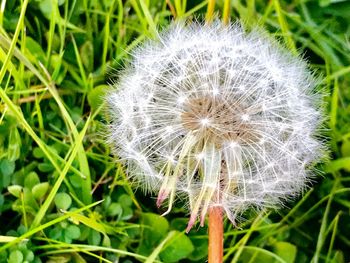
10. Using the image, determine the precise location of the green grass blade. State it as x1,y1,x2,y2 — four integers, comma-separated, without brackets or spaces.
0,88,61,172
0,0,28,84
30,115,92,229
272,0,297,55
0,200,103,252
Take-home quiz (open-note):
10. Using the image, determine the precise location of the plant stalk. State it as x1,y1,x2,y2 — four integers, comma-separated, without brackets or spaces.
205,0,216,23
208,206,223,263
223,0,231,25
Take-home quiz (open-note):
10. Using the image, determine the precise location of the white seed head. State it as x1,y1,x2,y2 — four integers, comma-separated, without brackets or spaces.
106,21,326,231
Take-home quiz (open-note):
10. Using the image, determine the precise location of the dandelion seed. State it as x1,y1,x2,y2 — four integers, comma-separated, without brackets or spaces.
106,21,325,232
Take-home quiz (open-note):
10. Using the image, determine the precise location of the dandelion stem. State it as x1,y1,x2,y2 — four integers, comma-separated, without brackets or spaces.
208,206,223,263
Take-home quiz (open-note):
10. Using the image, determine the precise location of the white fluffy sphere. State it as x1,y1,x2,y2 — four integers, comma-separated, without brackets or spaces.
107,21,325,231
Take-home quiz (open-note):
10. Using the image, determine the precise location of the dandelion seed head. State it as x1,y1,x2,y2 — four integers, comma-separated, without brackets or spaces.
106,21,326,230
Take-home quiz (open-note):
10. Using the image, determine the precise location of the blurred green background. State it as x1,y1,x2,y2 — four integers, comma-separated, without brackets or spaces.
0,0,349,262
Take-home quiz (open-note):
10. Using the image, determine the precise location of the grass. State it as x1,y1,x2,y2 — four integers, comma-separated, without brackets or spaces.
0,0,349,262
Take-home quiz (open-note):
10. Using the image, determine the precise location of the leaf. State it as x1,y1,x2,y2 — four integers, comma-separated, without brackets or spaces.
0,159,15,177
319,0,331,6
23,188,40,211
24,250,34,261
340,140,350,171
8,250,23,263
330,250,344,263
170,218,208,261
102,234,111,247
0,194,4,209
318,0,348,7
69,174,83,188
38,162,55,172
170,218,187,230
106,203,122,217
324,157,350,173
88,230,101,246
33,147,45,159
159,231,194,263
24,172,40,189
8,127,21,161
87,85,108,112
138,213,169,256
38,0,65,19
273,242,297,263
120,206,133,220
38,0,53,19
118,194,133,207
12,162,37,186
54,192,72,210
49,227,63,240
239,246,286,263
188,235,208,261
25,37,46,64
8,185,22,198
80,41,94,72
32,182,50,199
65,225,81,240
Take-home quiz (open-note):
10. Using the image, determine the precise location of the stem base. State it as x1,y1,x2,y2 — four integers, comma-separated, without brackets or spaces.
208,206,223,263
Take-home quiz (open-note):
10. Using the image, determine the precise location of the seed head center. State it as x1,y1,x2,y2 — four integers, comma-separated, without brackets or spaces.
181,95,256,146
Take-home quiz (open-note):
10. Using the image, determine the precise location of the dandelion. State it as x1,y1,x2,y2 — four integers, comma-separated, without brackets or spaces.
106,21,325,260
